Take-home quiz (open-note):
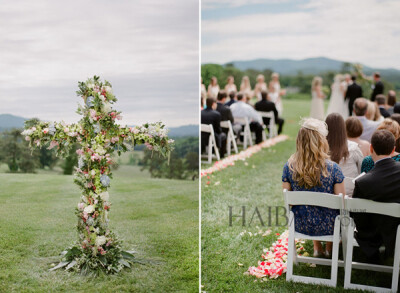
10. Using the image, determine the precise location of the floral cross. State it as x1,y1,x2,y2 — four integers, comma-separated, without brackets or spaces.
22,76,173,275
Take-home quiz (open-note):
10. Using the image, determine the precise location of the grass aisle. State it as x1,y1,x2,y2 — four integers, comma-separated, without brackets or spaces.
0,165,198,293
201,99,391,292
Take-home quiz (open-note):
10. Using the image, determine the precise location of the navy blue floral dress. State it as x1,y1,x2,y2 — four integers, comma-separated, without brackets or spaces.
282,160,344,236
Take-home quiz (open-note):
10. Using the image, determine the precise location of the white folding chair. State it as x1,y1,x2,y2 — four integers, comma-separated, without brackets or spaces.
201,124,220,164
343,196,400,292
284,189,343,287
220,120,238,156
257,110,277,139
234,117,253,149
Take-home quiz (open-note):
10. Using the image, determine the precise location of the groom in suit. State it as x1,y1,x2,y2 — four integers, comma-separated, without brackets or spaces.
352,130,400,262
345,75,363,117
371,72,384,102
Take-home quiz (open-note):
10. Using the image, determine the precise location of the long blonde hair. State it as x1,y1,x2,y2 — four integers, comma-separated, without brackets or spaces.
288,122,330,189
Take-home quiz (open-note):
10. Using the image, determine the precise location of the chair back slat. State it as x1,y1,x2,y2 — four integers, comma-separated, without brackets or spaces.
201,124,213,133
220,120,230,128
345,197,400,218
257,111,274,119
284,190,342,210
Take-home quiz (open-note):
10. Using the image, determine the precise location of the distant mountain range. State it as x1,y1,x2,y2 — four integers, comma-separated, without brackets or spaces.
226,57,400,83
0,114,198,137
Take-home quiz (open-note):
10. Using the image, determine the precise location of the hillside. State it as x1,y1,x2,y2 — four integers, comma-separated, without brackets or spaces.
226,57,400,83
0,114,198,137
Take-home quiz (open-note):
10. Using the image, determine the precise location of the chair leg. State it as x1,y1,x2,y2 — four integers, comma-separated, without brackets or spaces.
344,219,355,289
207,137,212,164
391,225,400,292
226,135,231,156
286,213,295,281
330,217,340,287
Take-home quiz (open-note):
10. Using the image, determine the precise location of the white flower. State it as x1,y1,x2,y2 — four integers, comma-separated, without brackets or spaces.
103,102,112,113
88,83,94,89
100,191,109,201
91,170,96,176
84,205,95,214
95,235,107,246
104,86,112,93
99,95,106,102
21,129,33,136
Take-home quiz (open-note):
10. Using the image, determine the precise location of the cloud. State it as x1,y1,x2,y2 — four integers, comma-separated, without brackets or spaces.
202,0,400,69
202,0,287,10
0,0,199,127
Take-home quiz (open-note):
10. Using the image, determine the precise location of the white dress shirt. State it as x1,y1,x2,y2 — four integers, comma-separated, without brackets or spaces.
230,101,263,125
356,116,379,142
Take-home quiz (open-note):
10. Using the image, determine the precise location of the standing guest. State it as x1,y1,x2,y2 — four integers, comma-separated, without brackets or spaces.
387,90,397,115
255,91,284,135
310,76,325,120
376,94,390,118
230,93,264,144
352,130,400,263
201,98,226,158
282,118,345,258
345,117,371,157
224,76,237,96
216,91,233,123
269,72,284,114
207,76,220,99
361,119,400,173
240,76,253,99
201,78,207,107
326,113,363,195
254,74,267,101
225,91,237,107
390,113,400,152
353,98,379,142
370,72,384,102
345,75,363,117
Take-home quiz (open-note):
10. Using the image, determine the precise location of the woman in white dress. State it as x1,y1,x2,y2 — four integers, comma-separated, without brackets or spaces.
326,74,347,118
240,76,253,98
207,76,220,99
326,113,364,196
254,74,267,101
268,72,284,114
310,76,326,120
224,76,237,94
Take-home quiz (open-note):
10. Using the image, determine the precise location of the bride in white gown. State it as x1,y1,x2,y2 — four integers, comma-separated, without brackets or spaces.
326,74,348,119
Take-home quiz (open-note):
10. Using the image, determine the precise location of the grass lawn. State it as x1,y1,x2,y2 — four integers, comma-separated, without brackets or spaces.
201,98,393,292
0,165,198,293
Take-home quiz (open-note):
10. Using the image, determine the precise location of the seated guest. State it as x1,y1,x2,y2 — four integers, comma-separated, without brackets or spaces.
326,114,363,196
361,118,400,173
376,94,390,118
231,92,264,144
390,113,400,152
216,91,234,123
255,91,284,135
353,130,400,263
345,117,370,157
353,98,379,142
387,90,396,115
282,118,345,257
366,100,384,122
225,91,237,107
201,98,226,158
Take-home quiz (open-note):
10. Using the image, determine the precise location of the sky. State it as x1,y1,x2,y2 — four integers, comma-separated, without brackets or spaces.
202,0,400,70
0,0,199,127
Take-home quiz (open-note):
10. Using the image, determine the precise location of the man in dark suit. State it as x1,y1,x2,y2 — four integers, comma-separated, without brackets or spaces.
376,94,390,118
371,72,384,102
201,98,226,158
352,130,400,263
254,91,284,135
225,91,237,107
216,91,234,123
345,75,363,117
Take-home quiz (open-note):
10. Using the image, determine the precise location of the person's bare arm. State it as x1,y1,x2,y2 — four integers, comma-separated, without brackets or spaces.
282,181,292,191
333,182,345,195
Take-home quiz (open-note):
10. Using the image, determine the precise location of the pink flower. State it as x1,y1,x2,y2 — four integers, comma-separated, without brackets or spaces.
43,128,49,134
47,140,59,150
78,203,85,210
64,127,69,133
25,136,30,141
116,114,122,120
89,109,97,120
76,149,84,155
144,142,153,150
111,137,119,143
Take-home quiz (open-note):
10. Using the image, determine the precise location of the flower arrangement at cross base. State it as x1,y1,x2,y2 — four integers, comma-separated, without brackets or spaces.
22,76,173,275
